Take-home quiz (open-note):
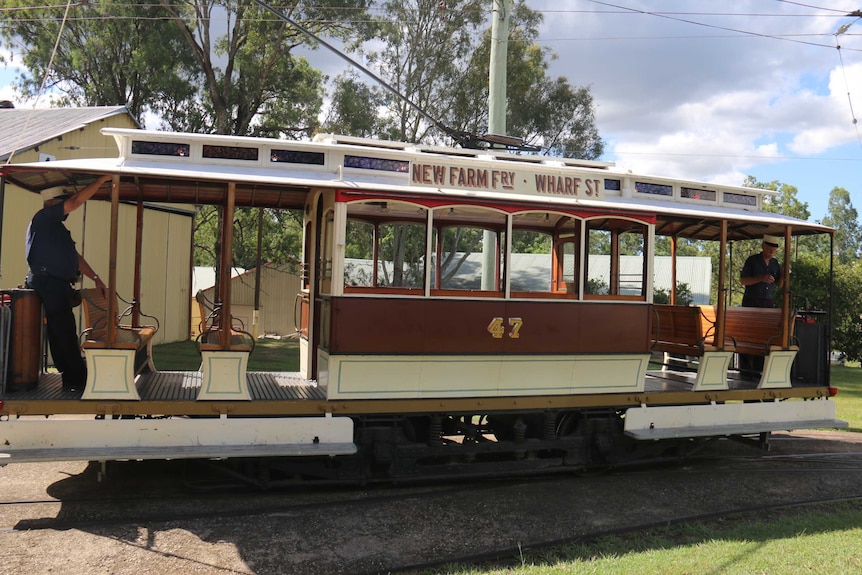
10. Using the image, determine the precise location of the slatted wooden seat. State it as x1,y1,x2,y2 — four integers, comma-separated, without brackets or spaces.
195,291,255,352
701,306,791,355
651,304,717,356
80,288,159,374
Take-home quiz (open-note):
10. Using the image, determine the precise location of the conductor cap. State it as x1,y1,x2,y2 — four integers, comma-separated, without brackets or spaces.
762,234,781,248
40,186,72,201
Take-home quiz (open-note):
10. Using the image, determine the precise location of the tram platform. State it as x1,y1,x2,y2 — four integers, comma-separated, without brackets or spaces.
2,371,326,402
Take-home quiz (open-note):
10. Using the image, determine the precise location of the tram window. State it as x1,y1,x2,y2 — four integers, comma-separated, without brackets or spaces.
586,228,611,295
430,206,506,293
619,230,645,297
585,219,648,299
636,182,672,197
560,242,577,288
377,222,425,288
431,226,503,291
343,202,427,291
510,230,552,292
344,220,375,287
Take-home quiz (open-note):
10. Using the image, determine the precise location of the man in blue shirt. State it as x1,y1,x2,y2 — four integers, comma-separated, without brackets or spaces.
738,234,783,378
740,234,783,308
26,175,111,393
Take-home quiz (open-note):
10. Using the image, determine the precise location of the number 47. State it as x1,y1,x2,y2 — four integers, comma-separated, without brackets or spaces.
487,317,523,339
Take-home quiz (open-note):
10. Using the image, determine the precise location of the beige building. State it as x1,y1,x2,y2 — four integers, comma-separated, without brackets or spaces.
0,106,194,344
195,263,302,339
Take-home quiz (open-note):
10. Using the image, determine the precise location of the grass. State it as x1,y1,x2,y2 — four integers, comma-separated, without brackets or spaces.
832,362,862,431
151,337,299,372
430,500,862,575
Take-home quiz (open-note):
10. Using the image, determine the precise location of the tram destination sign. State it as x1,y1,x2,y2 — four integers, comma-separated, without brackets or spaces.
410,161,604,200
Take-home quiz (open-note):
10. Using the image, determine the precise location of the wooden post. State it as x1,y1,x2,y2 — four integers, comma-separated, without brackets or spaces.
220,182,236,349
782,226,792,348
670,236,678,305
132,184,144,326
107,175,120,345
715,221,728,350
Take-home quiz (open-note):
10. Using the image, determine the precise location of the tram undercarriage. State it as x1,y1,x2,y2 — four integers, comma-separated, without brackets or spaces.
162,407,804,487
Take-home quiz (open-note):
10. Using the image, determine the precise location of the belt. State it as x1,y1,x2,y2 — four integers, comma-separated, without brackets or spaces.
28,270,78,283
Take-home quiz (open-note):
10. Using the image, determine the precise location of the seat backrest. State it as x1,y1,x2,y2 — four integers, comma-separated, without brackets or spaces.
80,288,110,342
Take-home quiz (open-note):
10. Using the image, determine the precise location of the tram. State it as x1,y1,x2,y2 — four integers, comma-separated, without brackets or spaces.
0,129,846,479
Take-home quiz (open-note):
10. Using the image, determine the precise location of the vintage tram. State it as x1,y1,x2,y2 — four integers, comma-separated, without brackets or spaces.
0,129,846,479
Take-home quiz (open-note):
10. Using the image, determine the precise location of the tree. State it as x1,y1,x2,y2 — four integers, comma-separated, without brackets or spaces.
822,187,862,265
832,260,862,362
0,0,198,123
153,0,374,137
323,0,603,158
324,71,387,138
449,1,603,158
362,0,487,144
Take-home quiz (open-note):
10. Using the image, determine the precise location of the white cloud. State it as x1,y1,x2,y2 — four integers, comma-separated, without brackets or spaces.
534,0,862,202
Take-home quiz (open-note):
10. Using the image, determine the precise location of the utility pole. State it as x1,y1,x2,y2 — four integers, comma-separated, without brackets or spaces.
483,0,511,290
488,0,510,137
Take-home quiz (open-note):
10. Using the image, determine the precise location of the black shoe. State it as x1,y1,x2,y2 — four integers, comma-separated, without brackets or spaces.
62,383,82,393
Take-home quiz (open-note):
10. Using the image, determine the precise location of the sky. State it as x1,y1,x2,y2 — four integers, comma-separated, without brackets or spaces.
1,0,861,221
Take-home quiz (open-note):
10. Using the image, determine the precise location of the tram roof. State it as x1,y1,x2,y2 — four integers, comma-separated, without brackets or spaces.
0,128,831,241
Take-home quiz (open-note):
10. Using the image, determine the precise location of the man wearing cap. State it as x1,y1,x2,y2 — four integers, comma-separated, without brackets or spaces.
738,234,783,378
740,234,783,308
25,175,111,393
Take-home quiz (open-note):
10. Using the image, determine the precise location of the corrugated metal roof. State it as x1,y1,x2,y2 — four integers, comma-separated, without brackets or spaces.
0,106,133,162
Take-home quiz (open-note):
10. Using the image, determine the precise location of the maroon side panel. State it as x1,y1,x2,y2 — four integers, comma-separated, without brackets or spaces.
576,303,651,353
328,297,651,355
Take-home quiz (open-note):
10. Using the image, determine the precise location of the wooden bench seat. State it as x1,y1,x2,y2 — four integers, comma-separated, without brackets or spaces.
651,304,716,356
699,305,797,389
80,288,159,400
650,304,733,391
195,291,255,352
701,306,791,355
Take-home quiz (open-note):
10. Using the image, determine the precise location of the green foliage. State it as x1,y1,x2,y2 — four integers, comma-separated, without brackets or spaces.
324,71,387,138
448,1,604,158
653,282,693,306
194,206,302,271
833,260,862,362
0,0,197,123
822,187,862,265
320,0,603,157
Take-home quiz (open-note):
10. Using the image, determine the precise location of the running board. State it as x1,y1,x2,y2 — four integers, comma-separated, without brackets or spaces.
624,400,847,440
0,416,355,464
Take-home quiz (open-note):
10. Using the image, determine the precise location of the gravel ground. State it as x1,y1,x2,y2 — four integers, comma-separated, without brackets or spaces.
2,430,862,575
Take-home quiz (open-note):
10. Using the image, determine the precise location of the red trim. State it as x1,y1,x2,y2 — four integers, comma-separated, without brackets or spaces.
335,189,657,224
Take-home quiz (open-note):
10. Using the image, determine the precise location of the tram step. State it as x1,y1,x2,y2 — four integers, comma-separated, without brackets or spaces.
626,419,847,440
0,442,357,464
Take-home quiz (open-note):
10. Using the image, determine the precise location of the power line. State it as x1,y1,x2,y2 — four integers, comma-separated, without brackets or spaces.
584,0,862,52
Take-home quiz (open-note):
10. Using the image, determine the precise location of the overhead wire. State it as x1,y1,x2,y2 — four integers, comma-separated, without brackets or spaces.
833,17,862,152
584,0,862,51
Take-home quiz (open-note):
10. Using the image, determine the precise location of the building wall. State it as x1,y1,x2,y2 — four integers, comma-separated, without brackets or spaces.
198,264,302,339
3,113,194,344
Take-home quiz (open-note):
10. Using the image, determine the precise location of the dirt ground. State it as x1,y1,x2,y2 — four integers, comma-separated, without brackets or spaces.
2,430,862,575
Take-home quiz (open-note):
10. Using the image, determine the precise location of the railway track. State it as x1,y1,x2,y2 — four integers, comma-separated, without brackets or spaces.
2,434,862,574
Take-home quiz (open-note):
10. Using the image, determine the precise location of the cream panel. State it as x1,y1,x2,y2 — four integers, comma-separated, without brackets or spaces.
418,358,502,395
327,354,649,399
